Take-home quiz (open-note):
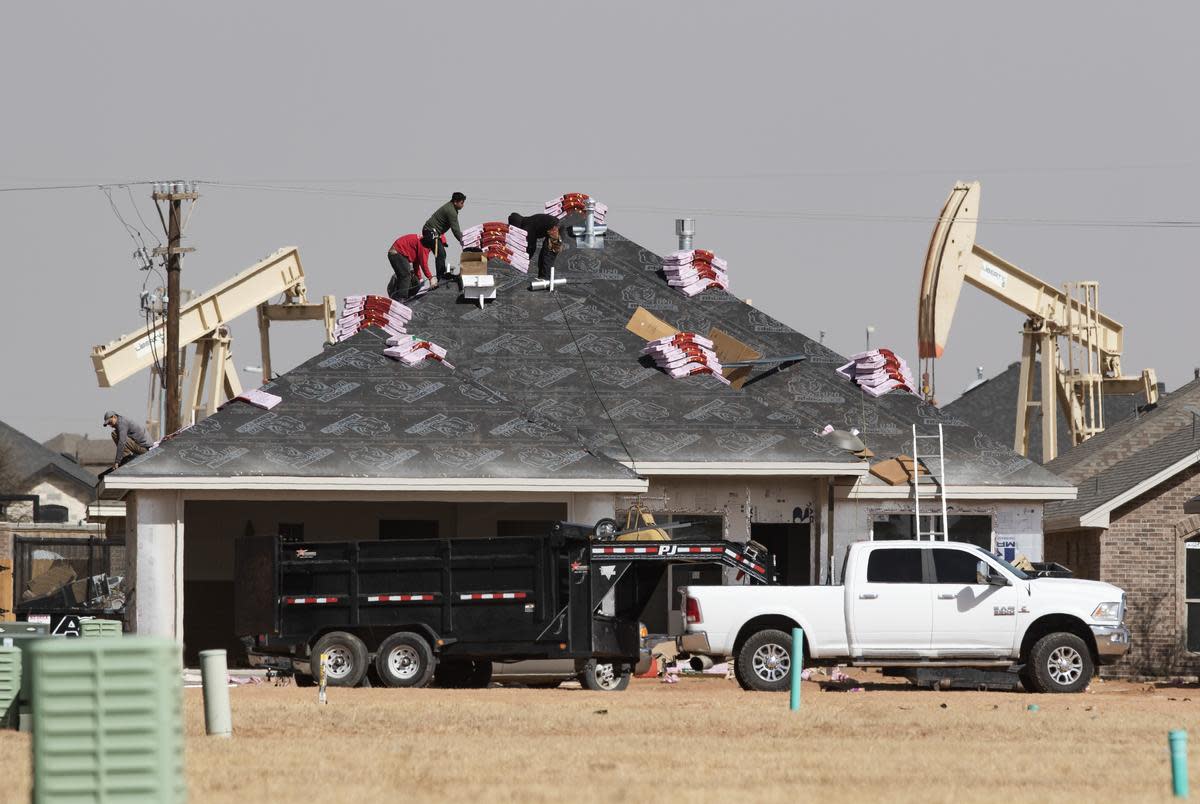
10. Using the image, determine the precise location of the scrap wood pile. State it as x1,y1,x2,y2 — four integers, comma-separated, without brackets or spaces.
545,192,609,224
662,249,730,297
836,348,916,397
462,222,529,273
642,332,730,385
334,295,413,343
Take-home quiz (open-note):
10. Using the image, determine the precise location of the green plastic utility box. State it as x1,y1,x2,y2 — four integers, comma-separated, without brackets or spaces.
80,618,123,639
0,646,19,729
28,637,186,803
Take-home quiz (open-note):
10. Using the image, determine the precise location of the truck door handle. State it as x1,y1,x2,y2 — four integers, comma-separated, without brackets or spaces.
938,593,955,600
858,593,878,600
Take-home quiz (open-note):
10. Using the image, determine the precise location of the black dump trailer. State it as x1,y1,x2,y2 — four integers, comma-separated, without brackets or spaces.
234,522,771,690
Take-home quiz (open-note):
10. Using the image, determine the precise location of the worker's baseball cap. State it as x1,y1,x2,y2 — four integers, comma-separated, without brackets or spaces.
103,410,117,423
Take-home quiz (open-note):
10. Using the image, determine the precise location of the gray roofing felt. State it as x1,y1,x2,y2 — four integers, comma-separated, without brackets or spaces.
0,419,98,490
942,362,1150,465
1045,421,1200,524
114,222,1069,488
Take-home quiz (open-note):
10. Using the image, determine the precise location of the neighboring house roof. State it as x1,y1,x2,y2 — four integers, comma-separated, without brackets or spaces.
941,361,1150,464
42,433,118,473
107,222,1071,495
0,419,98,491
1044,377,1200,529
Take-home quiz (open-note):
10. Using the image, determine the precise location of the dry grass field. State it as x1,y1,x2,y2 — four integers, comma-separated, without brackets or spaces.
3,671,1200,802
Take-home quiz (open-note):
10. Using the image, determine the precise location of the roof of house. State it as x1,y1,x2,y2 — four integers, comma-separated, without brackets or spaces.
941,361,1150,464
1044,377,1200,529
107,221,1072,494
0,419,98,491
42,433,118,471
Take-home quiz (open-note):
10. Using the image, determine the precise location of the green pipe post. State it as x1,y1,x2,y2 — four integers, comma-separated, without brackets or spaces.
1170,729,1189,798
790,627,803,711
199,649,233,738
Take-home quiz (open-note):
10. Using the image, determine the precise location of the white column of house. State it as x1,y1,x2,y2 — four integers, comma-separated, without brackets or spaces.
126,489,184,639
570,493,616,527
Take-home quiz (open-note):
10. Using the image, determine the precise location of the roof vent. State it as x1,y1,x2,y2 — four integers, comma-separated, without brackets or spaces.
676,218,695,251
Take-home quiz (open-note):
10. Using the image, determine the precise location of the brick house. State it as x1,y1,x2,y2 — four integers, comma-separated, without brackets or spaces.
1043,377,1200,677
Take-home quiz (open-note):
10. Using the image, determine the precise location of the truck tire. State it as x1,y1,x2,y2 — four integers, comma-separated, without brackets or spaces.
580,660,631,692
310,631,369,688
1026,632,1094,693
736,629,793,692
376,632,436,688
434,659,493,689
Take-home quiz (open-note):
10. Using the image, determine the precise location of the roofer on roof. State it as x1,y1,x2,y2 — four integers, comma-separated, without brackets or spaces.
387,233,433,300
103,411,152,471
507,211,562,280
422,192,467,282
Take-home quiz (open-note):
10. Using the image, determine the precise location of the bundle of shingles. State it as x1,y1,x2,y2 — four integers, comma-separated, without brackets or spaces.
462,222,530,273
641,332,730,385
836,349,916,397
383,334,455,369
545,192,609,224
333,295,413,343
662,249,729,297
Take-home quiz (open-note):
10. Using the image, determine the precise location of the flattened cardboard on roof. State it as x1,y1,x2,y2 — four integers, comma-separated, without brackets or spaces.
869,455,927,485
625,307,762,389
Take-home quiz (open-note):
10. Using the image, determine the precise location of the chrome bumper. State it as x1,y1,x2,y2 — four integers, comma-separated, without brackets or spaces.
1090,623,1131,661
677,632,713,656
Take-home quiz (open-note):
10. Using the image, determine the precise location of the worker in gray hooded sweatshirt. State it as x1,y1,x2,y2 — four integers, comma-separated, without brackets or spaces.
103,411,152,470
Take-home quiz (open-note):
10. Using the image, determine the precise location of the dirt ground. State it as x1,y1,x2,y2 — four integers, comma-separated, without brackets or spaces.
2,670,1200,803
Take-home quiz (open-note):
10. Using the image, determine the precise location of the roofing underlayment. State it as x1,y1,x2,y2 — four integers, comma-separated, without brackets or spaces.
109,218,1071,491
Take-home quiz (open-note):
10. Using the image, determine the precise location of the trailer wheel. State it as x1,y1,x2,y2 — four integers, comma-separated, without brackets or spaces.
375,632,435,688
736,629,793,692
310,632,369,688
1026,632,1093,694
434,659,493,689
581,660,631,692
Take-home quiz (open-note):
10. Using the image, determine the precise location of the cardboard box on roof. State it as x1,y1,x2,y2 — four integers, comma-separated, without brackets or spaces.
460,251,488,276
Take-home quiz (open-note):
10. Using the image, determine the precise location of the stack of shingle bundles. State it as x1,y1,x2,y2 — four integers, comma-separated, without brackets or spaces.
545,193,609,224
836,348,916,397
662,249,729,296
383,334,455,370
461,222,530,272
333,295,413,343
641,332,731,385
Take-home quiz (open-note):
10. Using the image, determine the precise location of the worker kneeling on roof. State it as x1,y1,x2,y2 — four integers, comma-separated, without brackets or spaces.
387,233,433,300
422,192,467,281
508,211,562,281
103,410,152,471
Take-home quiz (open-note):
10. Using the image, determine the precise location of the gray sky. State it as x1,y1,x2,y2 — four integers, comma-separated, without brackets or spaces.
3,2,1197,442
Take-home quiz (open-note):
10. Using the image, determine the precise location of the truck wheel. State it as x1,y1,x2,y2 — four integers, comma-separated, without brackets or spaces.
376,632,436,688
310,631,369,688
737,629,793,692
435,659,492,689
581,660,631,692
1026,632,1094,694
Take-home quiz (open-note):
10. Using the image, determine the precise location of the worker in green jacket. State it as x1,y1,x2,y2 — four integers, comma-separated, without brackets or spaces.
422,192,467,281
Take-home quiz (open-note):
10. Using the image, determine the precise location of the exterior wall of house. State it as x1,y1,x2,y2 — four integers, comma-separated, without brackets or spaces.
1044,529,1102,579
2,475,92,524
1091,463,1200,678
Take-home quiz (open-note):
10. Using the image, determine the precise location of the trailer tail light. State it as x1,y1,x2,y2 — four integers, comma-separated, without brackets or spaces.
685,595,702,626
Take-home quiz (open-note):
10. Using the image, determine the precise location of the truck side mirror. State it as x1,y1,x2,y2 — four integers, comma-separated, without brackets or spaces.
987,572,1009,587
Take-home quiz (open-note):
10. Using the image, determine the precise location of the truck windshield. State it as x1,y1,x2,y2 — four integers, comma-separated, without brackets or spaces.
974,547,1029,580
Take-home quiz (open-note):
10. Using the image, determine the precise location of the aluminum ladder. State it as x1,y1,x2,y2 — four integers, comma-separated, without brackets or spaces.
912,423,949,540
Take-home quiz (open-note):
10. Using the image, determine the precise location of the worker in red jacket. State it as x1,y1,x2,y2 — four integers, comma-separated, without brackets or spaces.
387,234,432,300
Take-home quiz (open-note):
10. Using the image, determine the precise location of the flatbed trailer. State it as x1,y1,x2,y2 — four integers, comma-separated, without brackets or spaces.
235,521,770,689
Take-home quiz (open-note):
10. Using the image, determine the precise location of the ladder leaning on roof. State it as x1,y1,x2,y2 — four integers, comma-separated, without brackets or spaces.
912,423,949,540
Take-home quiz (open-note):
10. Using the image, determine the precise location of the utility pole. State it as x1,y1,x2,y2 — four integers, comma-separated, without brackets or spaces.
152,181,198,435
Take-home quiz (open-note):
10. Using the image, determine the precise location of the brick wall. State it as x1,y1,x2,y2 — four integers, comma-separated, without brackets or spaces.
1044,529,1101,579
1099,463,1200,677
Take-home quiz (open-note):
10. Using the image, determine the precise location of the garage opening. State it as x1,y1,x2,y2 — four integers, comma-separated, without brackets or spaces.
183,500,567,666
751,523,812,585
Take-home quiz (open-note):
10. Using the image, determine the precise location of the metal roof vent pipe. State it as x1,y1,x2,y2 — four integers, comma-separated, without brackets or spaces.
570,197,607,247
676,218,695,252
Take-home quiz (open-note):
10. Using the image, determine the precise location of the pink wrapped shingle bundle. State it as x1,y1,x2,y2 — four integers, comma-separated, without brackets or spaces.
461,223,531,273
383,334,456,370
836,348,916,397
641,332,731,385
333,295,413,343
662,249,730,297
544,193,609,223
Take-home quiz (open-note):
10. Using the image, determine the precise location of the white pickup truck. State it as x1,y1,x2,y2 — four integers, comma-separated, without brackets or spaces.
679,540,1129,693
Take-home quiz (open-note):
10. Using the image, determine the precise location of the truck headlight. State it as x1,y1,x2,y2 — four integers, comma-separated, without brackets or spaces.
1092,602,1121,622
